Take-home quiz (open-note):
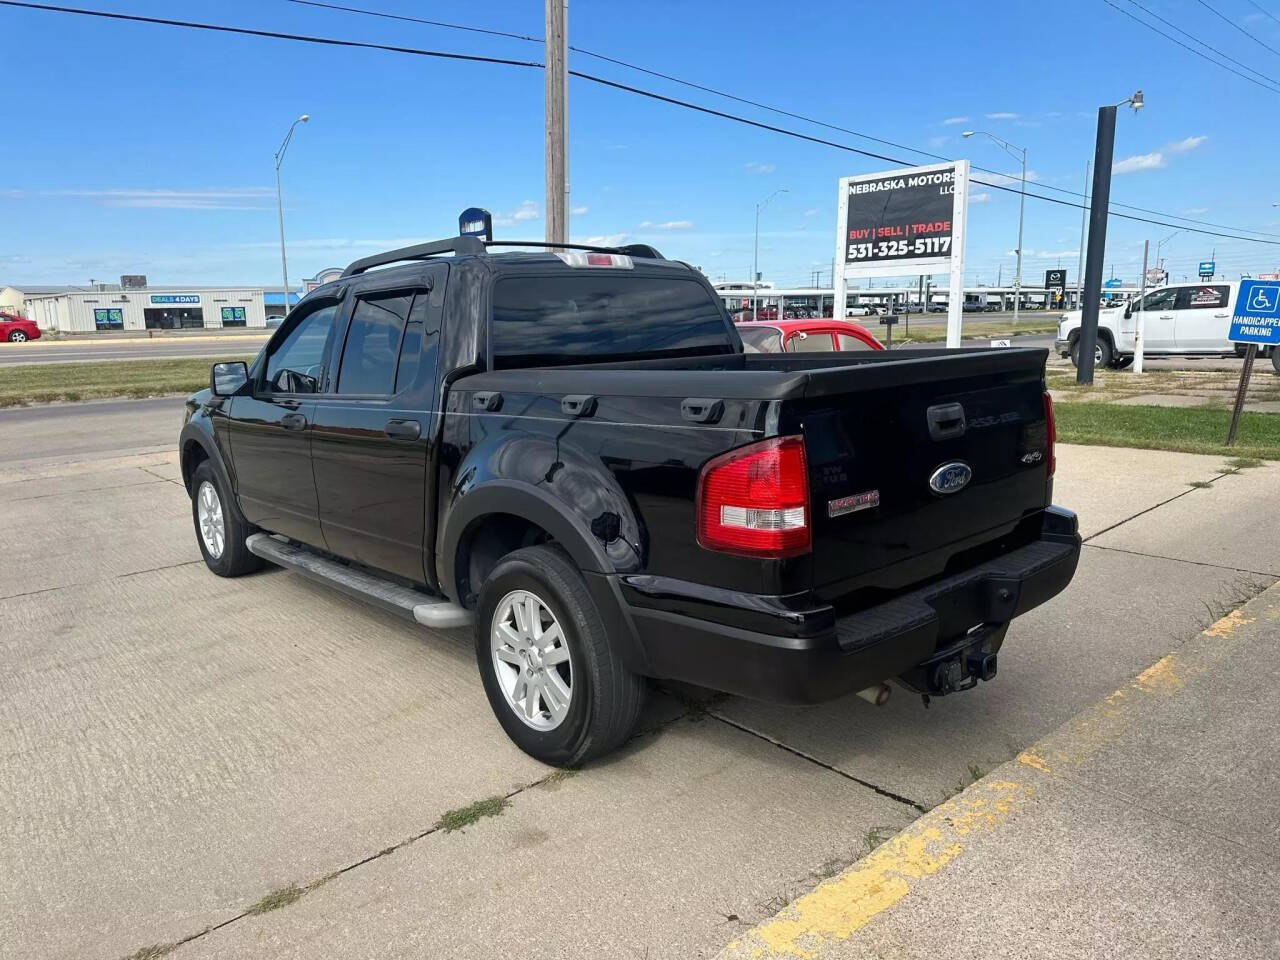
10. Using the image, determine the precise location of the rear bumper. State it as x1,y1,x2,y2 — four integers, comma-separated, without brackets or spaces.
1054,337,1072,356
624,506,1081,704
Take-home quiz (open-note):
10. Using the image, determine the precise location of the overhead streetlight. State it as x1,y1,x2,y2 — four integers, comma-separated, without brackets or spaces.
963,130,1028,325
752,188,788,314
1076,90,1144,385
1155,228,1184,271
274,114,309,317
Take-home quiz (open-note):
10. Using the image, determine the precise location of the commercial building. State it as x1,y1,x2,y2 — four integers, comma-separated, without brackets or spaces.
24,286,279,332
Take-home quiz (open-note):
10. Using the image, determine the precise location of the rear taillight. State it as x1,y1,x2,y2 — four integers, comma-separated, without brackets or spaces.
1043,391,1056,477
696,436,811,558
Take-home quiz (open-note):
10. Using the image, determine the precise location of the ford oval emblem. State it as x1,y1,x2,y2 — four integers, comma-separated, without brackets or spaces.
928,461,972,495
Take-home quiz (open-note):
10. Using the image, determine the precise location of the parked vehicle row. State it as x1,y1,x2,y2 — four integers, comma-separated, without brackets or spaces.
181,232,1079,766
0,312,41,342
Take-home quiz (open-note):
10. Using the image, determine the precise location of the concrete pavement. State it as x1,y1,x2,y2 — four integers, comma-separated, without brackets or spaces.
1,398,1277,959
719,580,1280,960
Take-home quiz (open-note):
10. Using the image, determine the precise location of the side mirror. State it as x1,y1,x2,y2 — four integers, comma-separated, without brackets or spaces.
211,360,249,397
1124,305,1133,320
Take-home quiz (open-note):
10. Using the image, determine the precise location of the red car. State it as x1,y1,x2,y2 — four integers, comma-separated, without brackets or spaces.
736,318,883,354
0,313,40,343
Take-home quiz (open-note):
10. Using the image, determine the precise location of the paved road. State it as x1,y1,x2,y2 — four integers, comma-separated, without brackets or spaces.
1,401,1276,959
0,337,266,365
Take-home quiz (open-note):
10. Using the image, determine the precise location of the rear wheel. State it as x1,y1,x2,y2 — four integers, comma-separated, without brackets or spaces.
475,544,645,766
8,330,28,342
1272,349,1280,374
191,461,262,577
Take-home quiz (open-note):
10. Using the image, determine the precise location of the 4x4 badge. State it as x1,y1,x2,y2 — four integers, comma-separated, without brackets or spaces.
828,490,880,518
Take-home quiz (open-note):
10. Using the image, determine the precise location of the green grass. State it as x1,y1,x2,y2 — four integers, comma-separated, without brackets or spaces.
1055,402,1280,460
0,356,254,407
434,795,509,833
896,320,1060,344
246,883,306,915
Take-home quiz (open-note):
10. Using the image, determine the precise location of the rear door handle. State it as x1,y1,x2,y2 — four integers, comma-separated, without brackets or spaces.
280,412,307,431
384,418,421,441
1159,314,1174,319
1214,313,1229,318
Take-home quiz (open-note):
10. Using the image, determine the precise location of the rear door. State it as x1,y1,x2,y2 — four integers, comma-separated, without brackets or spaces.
228,299,340,547
794,354,1050,595
309,266,445,583
1174,284,1233,352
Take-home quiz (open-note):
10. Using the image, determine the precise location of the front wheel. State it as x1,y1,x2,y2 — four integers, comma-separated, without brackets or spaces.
190,461,262,577
1070,336,1113,369
475,544,645,766
8,330,28,342
1272,348,1280,375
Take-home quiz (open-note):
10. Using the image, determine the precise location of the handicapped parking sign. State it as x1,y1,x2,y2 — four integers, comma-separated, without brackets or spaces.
1230,280,1280,345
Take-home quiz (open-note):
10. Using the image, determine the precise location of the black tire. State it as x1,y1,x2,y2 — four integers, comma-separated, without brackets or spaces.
1272,348,1280,375
475,544,645,766
8,330,28,342
1070,336,1113,369
190,460,262,577
1114,355,1134,370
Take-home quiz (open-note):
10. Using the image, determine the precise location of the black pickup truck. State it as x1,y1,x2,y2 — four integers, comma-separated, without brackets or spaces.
180,234,1080,765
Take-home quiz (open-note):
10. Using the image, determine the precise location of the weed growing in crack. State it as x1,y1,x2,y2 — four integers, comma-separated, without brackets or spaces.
247,883,306,915
1226,457,1263,470
1188,480,1212,489
435,795,509,833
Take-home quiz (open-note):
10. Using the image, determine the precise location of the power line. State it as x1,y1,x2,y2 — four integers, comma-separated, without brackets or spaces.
1122,0,1280,86
1193,0,1280,59
280,0,1280,237
1100,0,1280,93
1245,0,1280,29
7,0,1280,248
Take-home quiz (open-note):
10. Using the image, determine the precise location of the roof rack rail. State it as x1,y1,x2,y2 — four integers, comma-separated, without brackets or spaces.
484,240,665,259
341,236,486,278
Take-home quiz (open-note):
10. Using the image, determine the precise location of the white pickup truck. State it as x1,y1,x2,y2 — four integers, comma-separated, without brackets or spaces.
1056,280,1279,372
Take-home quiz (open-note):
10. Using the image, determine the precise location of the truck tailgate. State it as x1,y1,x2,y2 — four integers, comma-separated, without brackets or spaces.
782,349,1051,597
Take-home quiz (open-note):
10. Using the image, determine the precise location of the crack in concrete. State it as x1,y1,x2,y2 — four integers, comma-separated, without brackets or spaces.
7,476,170,503
0,560,202,603
1082,469,1237,544
704,709,930,814
1083,542,1278,580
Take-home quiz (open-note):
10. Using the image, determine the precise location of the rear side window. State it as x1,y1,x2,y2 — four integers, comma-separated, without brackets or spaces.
393,293,439,394
836,332,875,351
491,275,734,369
1179,285,1229,309
337,291,414,395
786,331,835,352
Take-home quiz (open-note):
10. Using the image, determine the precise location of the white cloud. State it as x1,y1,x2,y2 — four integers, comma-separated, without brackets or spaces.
638,220,694,230
927,135,949,148
493,200,540,226
942,116,969,125
804,208,820,217
576,233,629,247
24,187,277,210
972,170,1040,189
1113,152,1166,174
1025,248,1079,259
744,161,775,174
570,205,589,215
1184,206,1209,215
1167,135,1207,154
969,192,992,204
985,112,1019,120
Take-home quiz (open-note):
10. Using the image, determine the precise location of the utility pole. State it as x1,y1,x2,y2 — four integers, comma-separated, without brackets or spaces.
544,0,568,244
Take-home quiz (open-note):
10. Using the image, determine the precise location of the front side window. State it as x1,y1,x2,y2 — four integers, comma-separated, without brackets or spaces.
1139,288,1179,312
264,304,337,393
337,291,415,395
491,275,734,369
786,331,836,352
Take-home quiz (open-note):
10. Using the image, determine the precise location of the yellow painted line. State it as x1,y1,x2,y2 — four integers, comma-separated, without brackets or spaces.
719,587,1280,960
717,780,1032,960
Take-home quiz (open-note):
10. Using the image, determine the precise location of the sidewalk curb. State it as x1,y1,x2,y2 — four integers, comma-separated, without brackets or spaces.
715,581,1280,960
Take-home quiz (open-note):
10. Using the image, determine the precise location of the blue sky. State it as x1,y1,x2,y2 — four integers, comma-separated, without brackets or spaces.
5,0,1280,288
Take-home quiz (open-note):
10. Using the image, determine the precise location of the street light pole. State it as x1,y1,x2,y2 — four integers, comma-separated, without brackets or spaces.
1078,90,1144,385
274,114,309,317
962,129,1027,323
1155,228,1184,273
1075,160,1090,310
752,188,787,314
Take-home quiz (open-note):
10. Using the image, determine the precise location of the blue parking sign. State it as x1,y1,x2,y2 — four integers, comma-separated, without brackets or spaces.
1230,281,1280,345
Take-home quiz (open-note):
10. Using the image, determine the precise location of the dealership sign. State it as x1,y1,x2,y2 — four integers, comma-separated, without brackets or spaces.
150,294,199,305
834,160,969,346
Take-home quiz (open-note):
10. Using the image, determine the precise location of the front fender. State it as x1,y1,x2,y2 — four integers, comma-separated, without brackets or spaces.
178,405,235,499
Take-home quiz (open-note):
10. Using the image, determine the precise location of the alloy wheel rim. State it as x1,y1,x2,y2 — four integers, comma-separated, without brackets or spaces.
12,332,26,342
196,480,225,559
490,589,573,731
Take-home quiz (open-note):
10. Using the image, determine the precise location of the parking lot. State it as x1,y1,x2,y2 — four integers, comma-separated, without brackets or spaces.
3,397,1279,960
